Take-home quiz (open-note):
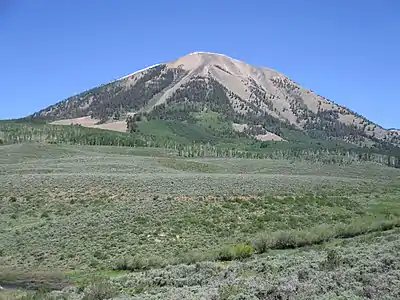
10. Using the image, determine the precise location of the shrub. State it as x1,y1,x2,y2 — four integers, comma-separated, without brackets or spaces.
114,257,131,271
114,255,162,271
321,249,342,270
230,243,254,259
41,211,50,219
130,255,153,270
252,218,400,254
146,256,166,269
370,219,400,232
178,251,210,265
93,250,107,260
216,246,233,261
16,289,62,300
252,236,269,254
82,280,118,300
216,243,254,261
218,284,241,300
268,231,299,249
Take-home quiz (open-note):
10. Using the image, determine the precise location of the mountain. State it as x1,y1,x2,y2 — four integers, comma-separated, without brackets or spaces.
30,51,400,149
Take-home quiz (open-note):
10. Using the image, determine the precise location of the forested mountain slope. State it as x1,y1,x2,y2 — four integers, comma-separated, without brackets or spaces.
30,52,400,150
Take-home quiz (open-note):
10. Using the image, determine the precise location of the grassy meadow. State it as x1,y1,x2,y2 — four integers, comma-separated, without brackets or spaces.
1,143,400,299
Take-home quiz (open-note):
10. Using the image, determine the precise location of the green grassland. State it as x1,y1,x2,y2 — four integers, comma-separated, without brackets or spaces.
2,119,400,172
1,143,400,299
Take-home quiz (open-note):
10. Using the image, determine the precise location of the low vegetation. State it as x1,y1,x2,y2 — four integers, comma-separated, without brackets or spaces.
0,143,400,299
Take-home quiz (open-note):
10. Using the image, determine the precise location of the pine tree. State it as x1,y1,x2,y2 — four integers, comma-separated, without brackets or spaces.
126,115,139,133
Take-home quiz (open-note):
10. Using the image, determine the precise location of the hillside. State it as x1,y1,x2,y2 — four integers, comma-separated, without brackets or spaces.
30,52,400,150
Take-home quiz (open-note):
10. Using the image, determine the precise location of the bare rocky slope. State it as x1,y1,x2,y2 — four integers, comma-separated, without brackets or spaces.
30,52,400,147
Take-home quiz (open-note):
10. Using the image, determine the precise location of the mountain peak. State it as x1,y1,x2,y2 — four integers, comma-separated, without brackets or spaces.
30,52,400,149
168,51,240,69
119,52,236,81
186,51,235,58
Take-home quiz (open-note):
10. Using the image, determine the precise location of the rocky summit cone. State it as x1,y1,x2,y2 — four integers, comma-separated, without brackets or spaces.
31,52,400,147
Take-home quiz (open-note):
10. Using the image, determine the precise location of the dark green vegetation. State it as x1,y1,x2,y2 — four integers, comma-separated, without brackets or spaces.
1,120,399,169
27,57,400,152
14,56,400,163
1,143,400,299
269,76,400,150
144,76,400,153
31,65,188,122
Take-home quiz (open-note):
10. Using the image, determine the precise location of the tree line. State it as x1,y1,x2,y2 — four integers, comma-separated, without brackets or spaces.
1,121,399,169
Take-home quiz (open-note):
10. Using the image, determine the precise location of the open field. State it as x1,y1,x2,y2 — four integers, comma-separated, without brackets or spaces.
1,143,400,299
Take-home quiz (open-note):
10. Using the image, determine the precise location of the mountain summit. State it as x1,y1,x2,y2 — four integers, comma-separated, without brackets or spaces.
31,52,400,148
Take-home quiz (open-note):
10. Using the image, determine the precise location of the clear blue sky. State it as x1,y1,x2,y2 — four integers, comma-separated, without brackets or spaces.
1,0,399,128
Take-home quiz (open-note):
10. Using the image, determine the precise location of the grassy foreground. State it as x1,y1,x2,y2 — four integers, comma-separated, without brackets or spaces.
1,144,400,299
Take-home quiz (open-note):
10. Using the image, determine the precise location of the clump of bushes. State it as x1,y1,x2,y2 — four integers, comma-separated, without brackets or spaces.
82,280,118,300
216,243,254,261
252,218,400,254
113,255,165,271
112,218,400,272
321,248,342,270
15,290,55,300
176,251,212,265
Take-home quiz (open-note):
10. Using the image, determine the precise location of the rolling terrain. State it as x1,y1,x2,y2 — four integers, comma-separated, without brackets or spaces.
1,144,400,299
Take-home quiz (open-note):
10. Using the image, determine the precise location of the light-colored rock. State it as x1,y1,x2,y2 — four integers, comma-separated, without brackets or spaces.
255,133,285,142
39,51,398,147
51,117,127,132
